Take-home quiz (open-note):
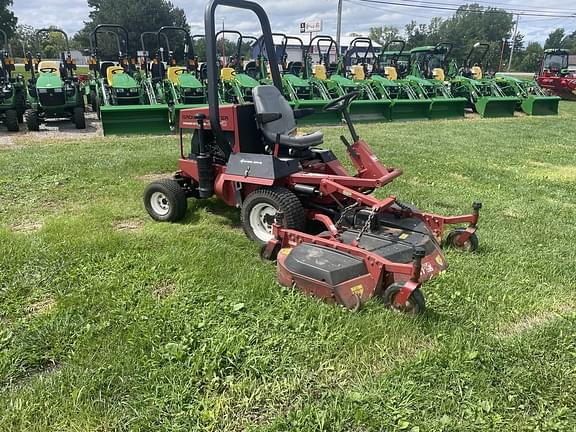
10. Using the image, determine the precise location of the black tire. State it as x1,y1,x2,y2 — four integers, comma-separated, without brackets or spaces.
5,109,19,132
382,283,425,315
445,228,478,252
25,109,40,132
73,107,86,129
241,187,305,245
144,179,188,222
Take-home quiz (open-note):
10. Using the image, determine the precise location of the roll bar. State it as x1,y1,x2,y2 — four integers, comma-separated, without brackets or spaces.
381,39,406,56
307,35,338,64
92,24,130,58
158,26,194,59
465,42,490,67
0,30,10,56
36,28,70,54
204,0,282,158
346,37,375,64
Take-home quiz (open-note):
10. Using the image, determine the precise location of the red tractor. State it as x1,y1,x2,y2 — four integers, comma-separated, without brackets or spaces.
144,0,482,314
537,48,576,100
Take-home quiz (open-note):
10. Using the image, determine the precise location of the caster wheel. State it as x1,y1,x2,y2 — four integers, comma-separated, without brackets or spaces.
382,283,425,315
445,228,478,252
144,179,188,222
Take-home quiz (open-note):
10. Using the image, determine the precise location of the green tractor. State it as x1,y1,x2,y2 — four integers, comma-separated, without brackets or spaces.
494,74,560,116
405,43,466,119
448,42,519,118
307,35,390,122
25,28,86,131
0,30,26,131
216,30,261,104
272,33,340,125
89,24,170,135
156,26,207,127
351,38,431,121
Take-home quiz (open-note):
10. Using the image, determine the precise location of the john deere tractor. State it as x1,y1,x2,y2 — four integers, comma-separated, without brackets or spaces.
156,26,207,127
0,30,26,131
25,28,86,131
89,24,170,135
447,42,519,118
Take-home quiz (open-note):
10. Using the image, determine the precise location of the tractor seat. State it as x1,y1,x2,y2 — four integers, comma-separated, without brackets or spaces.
253,85,323,149
38,61,60,76
107,66,125,86
167,66,186,84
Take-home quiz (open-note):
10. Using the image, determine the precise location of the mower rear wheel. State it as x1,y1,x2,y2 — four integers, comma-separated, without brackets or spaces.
5,109,19,132
25,110,40,132
382,283,425,315
74,107,86,129
144,179,188,222
241,187,305,245
445,228,478,252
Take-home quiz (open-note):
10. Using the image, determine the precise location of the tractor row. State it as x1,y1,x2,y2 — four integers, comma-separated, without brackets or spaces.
2,24,573,134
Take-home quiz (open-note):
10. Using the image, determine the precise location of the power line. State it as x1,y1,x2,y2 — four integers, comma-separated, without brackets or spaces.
349,0,576,18
399,0,576,15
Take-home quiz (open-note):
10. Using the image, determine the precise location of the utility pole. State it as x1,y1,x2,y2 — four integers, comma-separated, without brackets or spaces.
336,0,343,55
507,14,519,71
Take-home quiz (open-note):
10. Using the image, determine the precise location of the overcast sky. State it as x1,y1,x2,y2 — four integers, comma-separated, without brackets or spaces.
11,0,576,44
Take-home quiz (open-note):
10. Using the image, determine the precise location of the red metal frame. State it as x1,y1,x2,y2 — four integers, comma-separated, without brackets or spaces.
177,105,480,309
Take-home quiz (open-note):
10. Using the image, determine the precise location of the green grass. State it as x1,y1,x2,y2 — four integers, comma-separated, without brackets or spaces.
1,104,576,431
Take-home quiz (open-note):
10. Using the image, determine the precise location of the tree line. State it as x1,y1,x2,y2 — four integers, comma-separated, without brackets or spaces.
1,0,574,72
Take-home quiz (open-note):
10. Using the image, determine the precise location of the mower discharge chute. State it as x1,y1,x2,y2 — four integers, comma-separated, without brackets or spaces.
448,42,519,118
143,0,482,314
406,44,466,119
0,30,26,131
25,28,86,131
354,38,430,121
156,26,207,128
90,24,170,135
309,35,391,122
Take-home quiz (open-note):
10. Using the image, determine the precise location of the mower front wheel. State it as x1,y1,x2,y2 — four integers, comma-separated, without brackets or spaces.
5,109,19,132
445,228,478,252
74,107,86,129
25,110,40,132
144,179,188,222
382,283,425,315
241,187,305,245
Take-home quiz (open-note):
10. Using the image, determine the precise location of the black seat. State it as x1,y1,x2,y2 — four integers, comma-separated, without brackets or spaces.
253,85,323,149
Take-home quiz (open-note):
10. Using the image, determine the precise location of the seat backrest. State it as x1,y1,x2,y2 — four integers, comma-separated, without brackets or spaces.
38,61,60,76
384,66,397,81
107,66,125,86
221,67,236,81
253,85,296,138
313,64,327,80
432,67,445,81
167,66,186,84
351,65,365,81
471,66,482,80
288,61,303,75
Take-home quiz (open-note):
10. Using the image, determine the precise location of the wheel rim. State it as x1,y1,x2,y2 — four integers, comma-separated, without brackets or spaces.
150,192,170,216
391,294,418,314
249,203,277,243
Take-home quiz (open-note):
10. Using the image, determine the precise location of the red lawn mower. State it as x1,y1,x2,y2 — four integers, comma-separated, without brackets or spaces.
144,0,481,314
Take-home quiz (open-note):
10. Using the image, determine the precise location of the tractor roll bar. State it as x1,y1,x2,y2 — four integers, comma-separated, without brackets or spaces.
204,0,282,158
346,37,375,64
277,33,304,60
158,26,194,59
307,35,338,64
381,39,406,56
92,24,130,57
36,28,71,53
465,42,490,67
0,30,9,55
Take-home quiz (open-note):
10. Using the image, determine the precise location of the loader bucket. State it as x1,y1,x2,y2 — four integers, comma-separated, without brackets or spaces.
100,104,171,136
428,97,466,120
294,100,342,126
347,100,392,122
389,99,431,121
520,95,560,116
474,96,518,118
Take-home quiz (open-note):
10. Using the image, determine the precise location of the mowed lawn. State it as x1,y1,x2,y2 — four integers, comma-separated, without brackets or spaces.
1,104,575,431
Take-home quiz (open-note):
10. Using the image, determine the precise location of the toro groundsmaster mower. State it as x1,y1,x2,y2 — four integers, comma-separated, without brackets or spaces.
144,0,482,314
536,48,576,101
25,28,86,131
0,30,26,131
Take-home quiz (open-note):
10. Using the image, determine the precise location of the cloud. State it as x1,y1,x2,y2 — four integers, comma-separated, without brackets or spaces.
11,0,576,44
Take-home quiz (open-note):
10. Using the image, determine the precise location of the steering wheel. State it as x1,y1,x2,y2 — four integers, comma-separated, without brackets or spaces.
323,91,360,112
40,67,58,74
175,68,186,76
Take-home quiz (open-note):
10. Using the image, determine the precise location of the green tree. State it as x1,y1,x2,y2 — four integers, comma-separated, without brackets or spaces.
544,28,565,49
369,25,400,47
518,41,543,72
0,0,17,40
74,0,188,59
